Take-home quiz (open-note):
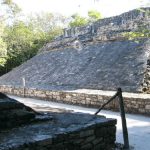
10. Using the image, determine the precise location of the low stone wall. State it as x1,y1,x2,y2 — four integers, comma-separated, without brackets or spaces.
0,85,150,115
11,120,116,150
0,102,117,150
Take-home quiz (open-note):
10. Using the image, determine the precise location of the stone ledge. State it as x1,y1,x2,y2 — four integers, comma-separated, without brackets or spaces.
0,112,117,150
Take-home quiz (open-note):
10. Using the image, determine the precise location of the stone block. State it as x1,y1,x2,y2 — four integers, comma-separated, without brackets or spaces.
145,105,150,109
83,135,95,144
81,143,93,150
80,130,94,138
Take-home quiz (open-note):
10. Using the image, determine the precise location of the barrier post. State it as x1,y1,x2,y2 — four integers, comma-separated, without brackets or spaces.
117,88,129,149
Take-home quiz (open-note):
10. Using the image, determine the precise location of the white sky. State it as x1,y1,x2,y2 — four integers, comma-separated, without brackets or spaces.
13,0,150,17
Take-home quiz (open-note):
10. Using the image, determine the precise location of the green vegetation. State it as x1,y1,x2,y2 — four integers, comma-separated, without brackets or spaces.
0,0,102,76
123,9,150,40
69,14,88,27
69,10,102,27
0,1,64,75
88,10,102,22
2,0,148,77
123,30,150,40
0,22,7,67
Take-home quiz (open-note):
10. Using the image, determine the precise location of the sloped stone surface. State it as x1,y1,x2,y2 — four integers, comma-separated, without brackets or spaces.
0,39,149,92
0,8,149,92
0,93,53,130
0,93,34,130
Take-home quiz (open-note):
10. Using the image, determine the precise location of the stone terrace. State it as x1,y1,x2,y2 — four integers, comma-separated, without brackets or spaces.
0,112,117,150
0,94,117,150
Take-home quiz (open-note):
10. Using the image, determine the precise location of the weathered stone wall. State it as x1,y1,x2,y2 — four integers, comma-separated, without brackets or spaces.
0,85,150,115
64,8,149,38
41,7,149,52
0,91,117,150
8,121,116,150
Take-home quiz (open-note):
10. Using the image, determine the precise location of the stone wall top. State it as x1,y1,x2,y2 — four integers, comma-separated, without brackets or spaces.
40,7,150,52
63,7,149,38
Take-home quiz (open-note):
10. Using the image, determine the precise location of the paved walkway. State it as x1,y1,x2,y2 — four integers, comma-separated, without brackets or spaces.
9,95,150,150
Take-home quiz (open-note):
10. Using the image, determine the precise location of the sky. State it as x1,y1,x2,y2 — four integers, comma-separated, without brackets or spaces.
12,0,150,18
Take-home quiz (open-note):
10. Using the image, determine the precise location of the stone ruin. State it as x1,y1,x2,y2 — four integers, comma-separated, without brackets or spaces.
0,7,150,150
0,8,149,93
0,93,117,150
0,8,149,122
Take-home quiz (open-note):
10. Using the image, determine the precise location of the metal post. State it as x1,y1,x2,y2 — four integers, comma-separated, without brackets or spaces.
117,88,129,149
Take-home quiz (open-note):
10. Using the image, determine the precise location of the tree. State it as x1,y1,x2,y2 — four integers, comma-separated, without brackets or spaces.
88,10,102,22
2,12,65,73
69,14,88,27
69,10,102,27
28,12,65,32
27,12,65,41
1,0,21,19
0,0,66,75
4,21,37,70
0,20,7,67
0,20,7,75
